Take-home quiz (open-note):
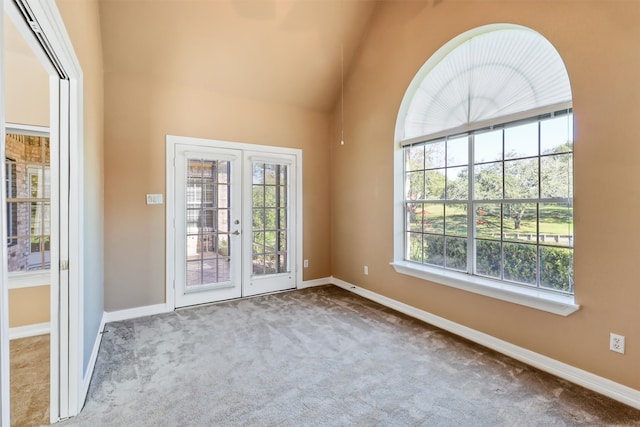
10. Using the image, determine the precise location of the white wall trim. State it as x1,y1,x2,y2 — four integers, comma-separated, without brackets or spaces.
80,313,106,405
103,304,171,324
391,261,579,317
329,277,640,410
9,322,50,340
8,272,50,289
5,123,50,137
299,277,332,289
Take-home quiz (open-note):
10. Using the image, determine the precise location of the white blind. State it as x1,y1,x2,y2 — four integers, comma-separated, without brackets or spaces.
403,29,572,141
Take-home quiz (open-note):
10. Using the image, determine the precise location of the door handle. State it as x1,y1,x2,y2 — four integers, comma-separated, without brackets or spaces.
232,230,240,235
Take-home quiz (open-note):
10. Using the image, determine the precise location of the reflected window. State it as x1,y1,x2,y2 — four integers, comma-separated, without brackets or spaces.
5,133,51,272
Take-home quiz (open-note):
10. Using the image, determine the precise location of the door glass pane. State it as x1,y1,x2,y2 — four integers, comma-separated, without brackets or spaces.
252,162,288,276
185,158,231,287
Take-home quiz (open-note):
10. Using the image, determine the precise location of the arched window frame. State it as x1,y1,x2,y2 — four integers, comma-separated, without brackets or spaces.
391,24,580,316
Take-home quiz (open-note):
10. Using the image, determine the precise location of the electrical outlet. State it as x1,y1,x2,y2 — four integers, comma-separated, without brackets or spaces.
303,260,309,268
610,333,625,354
364,265,368,275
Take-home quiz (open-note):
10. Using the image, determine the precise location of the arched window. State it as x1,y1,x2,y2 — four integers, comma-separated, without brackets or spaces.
393,24,577,314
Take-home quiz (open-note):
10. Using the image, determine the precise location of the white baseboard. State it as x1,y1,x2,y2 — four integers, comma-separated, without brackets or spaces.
9,322,50,340
80,313,107,407
103,303,170,324
329,276,640,410
299,277,332,290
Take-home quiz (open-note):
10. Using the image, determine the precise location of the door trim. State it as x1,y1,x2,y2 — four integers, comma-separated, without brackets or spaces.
166,135,303,311
0,12,7,423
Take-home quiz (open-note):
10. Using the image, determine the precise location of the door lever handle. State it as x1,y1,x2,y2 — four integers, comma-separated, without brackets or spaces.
232,230,240,235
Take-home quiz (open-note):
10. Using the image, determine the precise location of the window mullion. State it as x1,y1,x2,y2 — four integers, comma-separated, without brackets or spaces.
537,122,542,289
467,135,474,274
500,129,505,281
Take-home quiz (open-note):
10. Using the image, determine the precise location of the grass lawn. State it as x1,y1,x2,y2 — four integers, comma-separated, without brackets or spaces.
412,203,572,237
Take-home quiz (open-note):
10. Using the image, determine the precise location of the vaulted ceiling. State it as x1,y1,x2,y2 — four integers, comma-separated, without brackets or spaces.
98,0,379,112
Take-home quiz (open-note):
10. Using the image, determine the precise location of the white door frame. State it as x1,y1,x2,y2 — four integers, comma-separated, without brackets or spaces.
166,135,303,311
1,0,84,424
0,15,8,424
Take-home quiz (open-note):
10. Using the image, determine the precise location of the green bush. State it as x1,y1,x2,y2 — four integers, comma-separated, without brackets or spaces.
475,240,573,292
445,237,466,270
476,240,500,278
540,247,574,292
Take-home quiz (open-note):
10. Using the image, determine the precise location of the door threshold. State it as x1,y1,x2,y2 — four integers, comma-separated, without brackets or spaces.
174,287,298,311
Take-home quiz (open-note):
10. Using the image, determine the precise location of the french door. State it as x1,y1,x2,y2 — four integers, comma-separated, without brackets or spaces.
171,140,299,308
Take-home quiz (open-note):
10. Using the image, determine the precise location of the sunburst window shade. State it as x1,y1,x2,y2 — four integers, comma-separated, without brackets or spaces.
403,29,572,142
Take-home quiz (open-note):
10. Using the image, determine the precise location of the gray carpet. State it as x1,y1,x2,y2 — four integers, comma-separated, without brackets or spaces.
60,285,640,426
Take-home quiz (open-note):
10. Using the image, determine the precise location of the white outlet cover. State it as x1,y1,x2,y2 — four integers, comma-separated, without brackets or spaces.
610,333,625,354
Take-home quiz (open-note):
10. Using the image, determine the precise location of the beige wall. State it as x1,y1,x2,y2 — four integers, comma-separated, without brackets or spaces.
4,52,49,127
4,15,49,127
98,1,349,311
331,1,640,391
103,73,331,310
8,286,49,328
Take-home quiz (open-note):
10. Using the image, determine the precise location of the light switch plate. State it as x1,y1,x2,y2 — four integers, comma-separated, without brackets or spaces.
146,194,163,205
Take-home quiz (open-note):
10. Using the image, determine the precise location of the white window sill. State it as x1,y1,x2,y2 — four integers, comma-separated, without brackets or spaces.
390,261,579,316
8,271,51,289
